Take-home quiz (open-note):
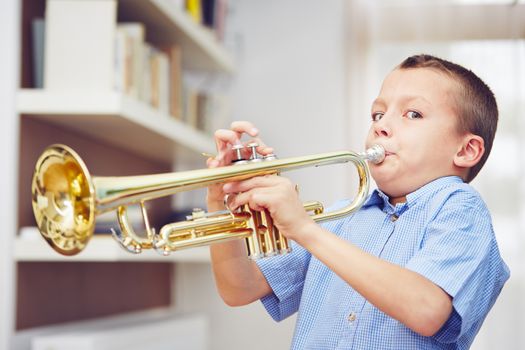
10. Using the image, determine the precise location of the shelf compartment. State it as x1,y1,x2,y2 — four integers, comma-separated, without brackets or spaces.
119,0,235,73
15,228,210,263
17,89,216,163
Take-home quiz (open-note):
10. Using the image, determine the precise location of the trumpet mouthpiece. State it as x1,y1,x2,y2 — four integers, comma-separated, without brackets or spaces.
362,144,385,164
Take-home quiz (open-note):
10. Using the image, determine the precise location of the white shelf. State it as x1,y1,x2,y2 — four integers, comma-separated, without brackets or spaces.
15,229,210,263
17,89,216,163
13,308,207,350
119,0,235,73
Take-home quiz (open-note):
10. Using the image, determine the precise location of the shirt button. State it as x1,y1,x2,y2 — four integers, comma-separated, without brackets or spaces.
347,312,357,323
390,214,399,222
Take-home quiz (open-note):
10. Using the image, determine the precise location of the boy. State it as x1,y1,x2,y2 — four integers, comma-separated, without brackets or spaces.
206,54,509,349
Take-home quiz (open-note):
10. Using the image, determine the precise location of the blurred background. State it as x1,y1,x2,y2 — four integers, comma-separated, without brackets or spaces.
0,0,523,349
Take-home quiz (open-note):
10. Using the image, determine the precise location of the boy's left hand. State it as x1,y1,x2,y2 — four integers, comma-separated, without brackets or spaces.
222,175,316,241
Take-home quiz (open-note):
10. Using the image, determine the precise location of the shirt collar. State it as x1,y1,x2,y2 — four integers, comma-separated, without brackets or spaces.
363,176,464,212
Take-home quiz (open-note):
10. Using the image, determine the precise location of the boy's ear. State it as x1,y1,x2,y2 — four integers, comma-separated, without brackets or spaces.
454,134,485,168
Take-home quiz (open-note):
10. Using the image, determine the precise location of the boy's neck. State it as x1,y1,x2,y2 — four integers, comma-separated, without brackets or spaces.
389,196,407,206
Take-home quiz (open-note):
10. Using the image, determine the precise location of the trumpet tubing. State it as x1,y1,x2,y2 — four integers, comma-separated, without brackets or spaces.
31,144,384,258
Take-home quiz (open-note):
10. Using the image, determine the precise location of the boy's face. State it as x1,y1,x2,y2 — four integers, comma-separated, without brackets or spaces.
365,67,466,201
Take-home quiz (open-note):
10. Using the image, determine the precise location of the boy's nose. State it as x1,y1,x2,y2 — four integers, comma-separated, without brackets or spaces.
373,118,392,138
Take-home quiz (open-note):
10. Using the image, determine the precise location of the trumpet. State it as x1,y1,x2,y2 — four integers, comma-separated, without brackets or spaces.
31,144,384,259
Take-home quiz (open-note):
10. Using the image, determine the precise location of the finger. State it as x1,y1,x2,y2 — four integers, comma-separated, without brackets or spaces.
256,144,274,156
214,130,242,165
230,121,259,137
215,123,272,162
250,136,266,147
206,157,219,168
229,189,268,212
223,175,282,194
214,129,242,150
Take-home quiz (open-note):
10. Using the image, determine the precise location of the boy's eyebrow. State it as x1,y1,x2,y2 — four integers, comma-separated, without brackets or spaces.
403,95,432,106
371,95,432,107
371,98,385,108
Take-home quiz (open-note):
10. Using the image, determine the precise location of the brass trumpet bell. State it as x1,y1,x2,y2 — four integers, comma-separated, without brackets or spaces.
31,144,384,258
31,145,95,255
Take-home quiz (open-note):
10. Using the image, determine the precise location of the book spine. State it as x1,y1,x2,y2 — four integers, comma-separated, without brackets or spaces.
186,0,203,23
32,18,45,88
167,46,183,119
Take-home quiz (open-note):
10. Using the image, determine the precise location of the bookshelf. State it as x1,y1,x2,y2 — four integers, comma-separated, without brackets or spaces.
15,229,210,263
17,89,216,162
1,0,234,348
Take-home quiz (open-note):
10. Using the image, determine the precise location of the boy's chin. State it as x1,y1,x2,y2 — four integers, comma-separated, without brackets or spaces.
373,175,418,199
370,167,394,186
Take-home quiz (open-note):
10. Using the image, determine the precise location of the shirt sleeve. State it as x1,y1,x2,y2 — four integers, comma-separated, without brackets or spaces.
405,189,510,343
255,199,353,322
256,240,311,322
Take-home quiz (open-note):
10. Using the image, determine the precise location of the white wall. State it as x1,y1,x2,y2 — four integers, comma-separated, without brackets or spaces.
227,0,350,205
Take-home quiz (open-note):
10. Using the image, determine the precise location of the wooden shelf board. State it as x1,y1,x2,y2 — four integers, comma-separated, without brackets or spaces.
15,229,210,263
17,89,216,163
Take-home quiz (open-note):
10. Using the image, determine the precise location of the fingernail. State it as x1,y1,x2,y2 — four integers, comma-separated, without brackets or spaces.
251,128,259,136
209,159,219,168
223,184,231,191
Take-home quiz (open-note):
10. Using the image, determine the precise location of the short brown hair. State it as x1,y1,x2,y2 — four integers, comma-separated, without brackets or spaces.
398,54,498,183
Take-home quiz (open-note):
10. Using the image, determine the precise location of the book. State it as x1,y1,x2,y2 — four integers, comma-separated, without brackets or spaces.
183,87,201,128
44,0,116,91
149,49,170,114
157,53,170,115
196,92,208,131
116,23,146,99
201,0,215,28
166,46,183,120
113,26,128,94
140,43,153,105
32,18,45,88
214,0,228,41
186,0,203,24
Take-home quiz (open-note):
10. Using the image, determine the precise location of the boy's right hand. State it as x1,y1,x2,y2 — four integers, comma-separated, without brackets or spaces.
206,121,274,208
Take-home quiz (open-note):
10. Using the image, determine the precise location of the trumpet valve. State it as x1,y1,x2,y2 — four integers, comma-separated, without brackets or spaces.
247,142,263,162
231,144,248,164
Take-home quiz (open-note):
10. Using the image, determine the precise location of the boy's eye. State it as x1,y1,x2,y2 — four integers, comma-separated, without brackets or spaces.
405,111,423,119
371,112,384,122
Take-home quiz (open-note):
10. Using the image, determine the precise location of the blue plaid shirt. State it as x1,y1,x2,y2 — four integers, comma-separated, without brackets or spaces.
257,176,509,349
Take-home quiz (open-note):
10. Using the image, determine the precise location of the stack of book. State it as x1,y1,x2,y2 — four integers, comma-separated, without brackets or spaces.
113,22,231,134
185,0,229,41
114,23,181,119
